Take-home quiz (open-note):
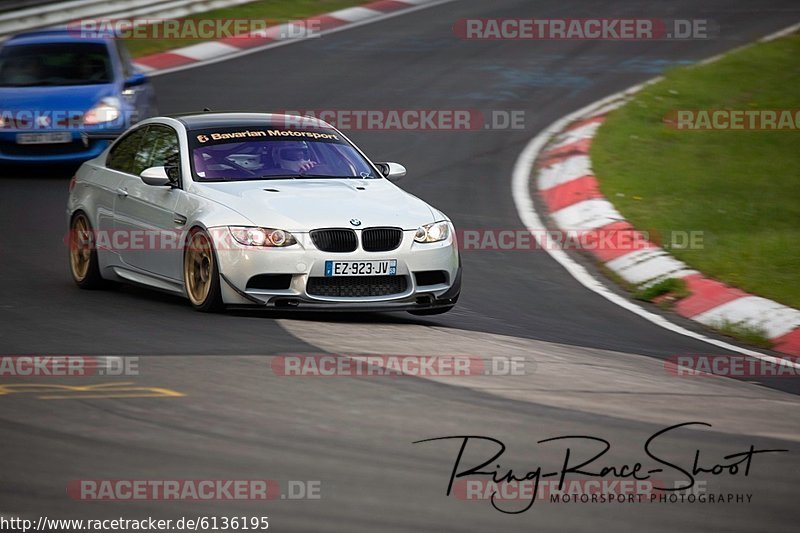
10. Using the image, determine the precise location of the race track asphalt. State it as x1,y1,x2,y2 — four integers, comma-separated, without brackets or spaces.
1,0,799,530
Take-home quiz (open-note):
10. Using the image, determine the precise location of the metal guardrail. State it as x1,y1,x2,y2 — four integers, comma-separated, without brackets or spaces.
0,0,257,40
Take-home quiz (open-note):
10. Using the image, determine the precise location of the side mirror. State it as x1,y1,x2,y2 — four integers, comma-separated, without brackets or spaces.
140,166,172,187
376,162,406,182
124,72,147,88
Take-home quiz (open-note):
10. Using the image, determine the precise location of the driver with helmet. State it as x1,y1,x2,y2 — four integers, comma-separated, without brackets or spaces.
272,141,318,173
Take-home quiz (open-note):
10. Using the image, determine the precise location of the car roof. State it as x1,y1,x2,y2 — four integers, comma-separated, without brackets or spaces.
4,28,112,46
174,112,336,131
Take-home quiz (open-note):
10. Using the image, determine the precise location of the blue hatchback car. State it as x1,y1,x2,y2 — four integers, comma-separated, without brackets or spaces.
0,29,157,165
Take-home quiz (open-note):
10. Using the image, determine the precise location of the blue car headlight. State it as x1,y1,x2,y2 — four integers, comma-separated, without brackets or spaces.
83,97,122,126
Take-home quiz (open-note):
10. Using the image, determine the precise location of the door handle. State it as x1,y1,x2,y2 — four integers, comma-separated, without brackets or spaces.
116,187,128,197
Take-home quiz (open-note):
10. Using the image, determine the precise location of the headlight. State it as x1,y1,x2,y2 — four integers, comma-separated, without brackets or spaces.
83,97,121,125
229,227,297,247
414,221,450,243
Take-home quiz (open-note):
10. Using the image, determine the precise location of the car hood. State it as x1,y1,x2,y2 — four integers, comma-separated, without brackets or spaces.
193,178,438,231
0,84,115,114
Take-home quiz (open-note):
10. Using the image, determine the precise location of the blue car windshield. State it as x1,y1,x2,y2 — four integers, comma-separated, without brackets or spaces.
189,127,380,181
0,42,113,87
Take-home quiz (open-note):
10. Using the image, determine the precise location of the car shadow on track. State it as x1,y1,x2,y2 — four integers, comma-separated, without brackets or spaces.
227,309,433,327
113,283,435,326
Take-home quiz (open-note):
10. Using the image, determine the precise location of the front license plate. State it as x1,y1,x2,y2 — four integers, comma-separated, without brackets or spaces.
16,132,72,145
325,260,397,277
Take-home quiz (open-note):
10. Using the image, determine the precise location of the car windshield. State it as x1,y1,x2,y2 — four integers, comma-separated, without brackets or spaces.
189,127,380,181
0,42,113,87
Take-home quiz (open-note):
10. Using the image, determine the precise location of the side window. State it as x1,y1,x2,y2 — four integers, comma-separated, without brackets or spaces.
135,124,180,180
107,127,147,174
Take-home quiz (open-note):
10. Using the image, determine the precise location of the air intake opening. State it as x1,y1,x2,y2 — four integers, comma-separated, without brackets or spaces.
414,271,448,286
246,274,293,290
307,276,407,297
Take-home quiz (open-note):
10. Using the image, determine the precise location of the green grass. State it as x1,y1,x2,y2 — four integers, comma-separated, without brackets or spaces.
123,0,371,57
592,33,800,309
715,320,773,349
633,278,689,303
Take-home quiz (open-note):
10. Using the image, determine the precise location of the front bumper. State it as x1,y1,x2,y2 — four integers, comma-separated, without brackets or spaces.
212,229,461,311
0,130,114,164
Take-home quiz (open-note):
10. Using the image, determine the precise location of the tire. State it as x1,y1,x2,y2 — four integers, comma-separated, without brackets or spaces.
409,305,454,316
68,212,105,289
183,228,223,312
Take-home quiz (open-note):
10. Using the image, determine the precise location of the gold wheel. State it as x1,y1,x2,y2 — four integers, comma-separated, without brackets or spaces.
184,230,215,306
69,214,93,282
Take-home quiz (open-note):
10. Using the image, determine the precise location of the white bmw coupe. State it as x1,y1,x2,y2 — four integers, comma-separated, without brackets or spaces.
67,113,461,314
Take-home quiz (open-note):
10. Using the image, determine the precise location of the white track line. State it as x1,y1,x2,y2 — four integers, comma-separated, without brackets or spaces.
170,41,240,61
511,59,800,368
327,6,382,22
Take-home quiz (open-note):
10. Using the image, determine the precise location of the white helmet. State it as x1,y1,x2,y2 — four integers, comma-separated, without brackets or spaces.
274,141,313,173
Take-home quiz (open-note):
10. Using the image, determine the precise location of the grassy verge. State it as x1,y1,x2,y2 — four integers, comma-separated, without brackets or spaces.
716,320,773,349
123,0,372,57
633,278,689,303
592,33,800,309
